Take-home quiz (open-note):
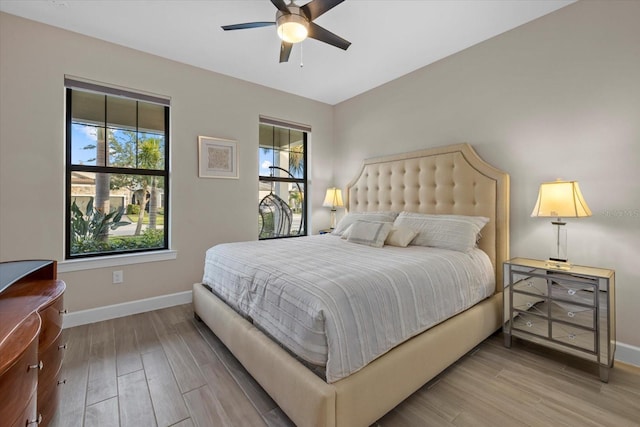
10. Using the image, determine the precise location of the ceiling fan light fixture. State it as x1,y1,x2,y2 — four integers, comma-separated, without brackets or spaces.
222,0,350,63
277,12,309,43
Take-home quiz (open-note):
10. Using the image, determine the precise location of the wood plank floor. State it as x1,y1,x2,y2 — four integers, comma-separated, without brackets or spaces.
51,304,640,427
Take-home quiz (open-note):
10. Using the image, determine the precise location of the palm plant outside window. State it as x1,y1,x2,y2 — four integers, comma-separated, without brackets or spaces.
258,121,308,239
65,80,169,258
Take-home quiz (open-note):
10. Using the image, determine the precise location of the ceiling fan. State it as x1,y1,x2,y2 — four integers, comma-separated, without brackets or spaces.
222,0,351,63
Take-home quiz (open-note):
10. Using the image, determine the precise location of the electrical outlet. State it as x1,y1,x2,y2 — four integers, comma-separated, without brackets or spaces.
112,270,123,284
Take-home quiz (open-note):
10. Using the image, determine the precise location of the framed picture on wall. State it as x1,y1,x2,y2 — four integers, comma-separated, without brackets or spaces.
198,136,238,179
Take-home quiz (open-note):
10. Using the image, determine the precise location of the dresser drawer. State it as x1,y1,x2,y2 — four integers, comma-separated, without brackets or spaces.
512,291,547,316
512,312,548,338
11,389,38,427
39,332,66,390
512,275,547,297
550,300,595,329
551,322,596,352
0,315,40,427
550,281,596,306
39,369,64,427
39,293,65,350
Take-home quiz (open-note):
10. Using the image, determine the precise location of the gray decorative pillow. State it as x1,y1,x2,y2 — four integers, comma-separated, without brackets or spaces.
332,211,398,236
393,212,489,252
346,220,393,248
340,224,353,239
384,226,418,247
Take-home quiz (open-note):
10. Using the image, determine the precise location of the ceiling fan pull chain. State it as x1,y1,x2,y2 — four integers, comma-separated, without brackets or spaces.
300,43,304,68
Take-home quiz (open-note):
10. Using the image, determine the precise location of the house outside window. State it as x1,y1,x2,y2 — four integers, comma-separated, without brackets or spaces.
258,117,309,239
65,78,170,259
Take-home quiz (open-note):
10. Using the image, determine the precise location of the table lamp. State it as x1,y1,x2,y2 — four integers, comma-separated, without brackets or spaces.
531,180,591,269
323,187,344,229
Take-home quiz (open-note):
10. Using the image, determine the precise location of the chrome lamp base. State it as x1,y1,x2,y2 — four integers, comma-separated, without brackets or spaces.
545,258,572,270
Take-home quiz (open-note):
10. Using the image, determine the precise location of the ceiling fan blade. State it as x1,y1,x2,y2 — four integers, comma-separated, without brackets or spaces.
271,0,291,15
301,0,344,21
222,22,275,31
307,22,351,50
279,41,293,63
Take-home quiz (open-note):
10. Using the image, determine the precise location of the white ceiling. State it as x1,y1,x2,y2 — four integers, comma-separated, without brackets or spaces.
0,0,573,105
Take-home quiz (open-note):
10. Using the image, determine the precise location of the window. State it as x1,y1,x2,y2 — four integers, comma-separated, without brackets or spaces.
258,118,308,239
65,78,169,259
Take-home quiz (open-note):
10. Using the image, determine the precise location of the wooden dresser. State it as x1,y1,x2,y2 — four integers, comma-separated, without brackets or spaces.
0,260,67,427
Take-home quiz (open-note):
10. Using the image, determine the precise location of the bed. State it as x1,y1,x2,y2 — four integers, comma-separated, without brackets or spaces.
193,143,510,427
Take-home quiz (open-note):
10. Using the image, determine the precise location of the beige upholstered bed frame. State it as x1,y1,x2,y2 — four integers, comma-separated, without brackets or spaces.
193,143,510,427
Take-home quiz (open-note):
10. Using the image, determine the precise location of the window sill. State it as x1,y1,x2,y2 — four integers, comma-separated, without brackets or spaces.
58,250,177,273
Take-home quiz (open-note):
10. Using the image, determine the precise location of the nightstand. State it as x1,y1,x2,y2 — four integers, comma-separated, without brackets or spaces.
503,257,616,382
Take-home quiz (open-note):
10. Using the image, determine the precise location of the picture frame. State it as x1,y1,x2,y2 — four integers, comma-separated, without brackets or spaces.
198,136,238,179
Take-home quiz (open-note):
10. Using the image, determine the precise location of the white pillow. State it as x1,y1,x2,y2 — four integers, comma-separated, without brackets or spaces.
332,211,397,236
393,212,489,252
346,220,393,248
340,224,353,239
384,226,418,247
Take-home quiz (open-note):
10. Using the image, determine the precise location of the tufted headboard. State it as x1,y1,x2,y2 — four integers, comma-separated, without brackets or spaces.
345,143,510,288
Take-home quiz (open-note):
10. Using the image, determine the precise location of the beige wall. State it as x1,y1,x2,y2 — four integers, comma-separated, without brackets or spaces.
0,13,334,311
333,1,640,348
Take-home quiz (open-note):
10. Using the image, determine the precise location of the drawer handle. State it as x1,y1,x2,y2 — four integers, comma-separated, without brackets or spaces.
567,311,575,318
59,309,68,315
526,302,533,308
28,361,44,371
27,413,42,425
527,281,533,287
58,343,68,350
568,289,576,296
526,321,533,328
568,333,576,340
58,379,67,386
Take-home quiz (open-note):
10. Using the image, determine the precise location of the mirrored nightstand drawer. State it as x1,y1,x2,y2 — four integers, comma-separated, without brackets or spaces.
512,292,547,317
550,300,595,329
512,276,547,297
550,281,596,306
551,322,596,352
512,312,548,338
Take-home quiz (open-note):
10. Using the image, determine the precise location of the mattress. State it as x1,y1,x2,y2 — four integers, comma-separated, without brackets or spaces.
202,234,495,383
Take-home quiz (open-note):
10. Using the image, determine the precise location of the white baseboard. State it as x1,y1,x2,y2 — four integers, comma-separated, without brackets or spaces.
62,290,192,329
616,342,640,368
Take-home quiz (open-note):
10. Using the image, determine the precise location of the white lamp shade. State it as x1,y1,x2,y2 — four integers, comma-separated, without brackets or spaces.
531,180,592,218
323,188,344,208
